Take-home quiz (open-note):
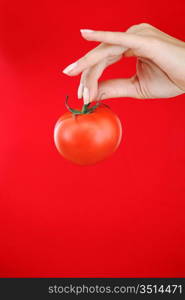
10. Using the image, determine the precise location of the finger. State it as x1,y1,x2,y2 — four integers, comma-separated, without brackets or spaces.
78,55,122,104
63,42,126,76
78,65,100,104
77,65,103,101
77,82,84,99
80,29,145,48
81,65,101,104
77,48,135,103
96,77,145,100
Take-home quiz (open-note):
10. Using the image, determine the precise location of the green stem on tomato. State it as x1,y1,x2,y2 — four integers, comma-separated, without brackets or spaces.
81,103,90,114
65,96,100,115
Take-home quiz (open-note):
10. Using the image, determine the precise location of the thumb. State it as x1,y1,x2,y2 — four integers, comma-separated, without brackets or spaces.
97,77,143,100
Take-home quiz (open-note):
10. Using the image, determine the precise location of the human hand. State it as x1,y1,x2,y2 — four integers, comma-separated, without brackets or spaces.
62,23,185,104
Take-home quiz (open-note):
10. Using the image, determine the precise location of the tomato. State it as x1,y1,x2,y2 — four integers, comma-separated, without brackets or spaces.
54,100,122,165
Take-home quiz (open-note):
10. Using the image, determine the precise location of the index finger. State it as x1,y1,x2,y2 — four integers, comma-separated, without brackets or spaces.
80,29,145,49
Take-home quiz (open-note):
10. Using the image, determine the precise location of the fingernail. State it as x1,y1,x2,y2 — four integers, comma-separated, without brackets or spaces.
77,83,83,99
80,29,94,34
83,87,90,104
62,62,78,75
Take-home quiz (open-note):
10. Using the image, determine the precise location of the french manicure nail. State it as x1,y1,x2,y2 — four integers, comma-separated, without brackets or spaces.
62,62,78,74
80,29,94,34
77,83,83,99
83,87,90,104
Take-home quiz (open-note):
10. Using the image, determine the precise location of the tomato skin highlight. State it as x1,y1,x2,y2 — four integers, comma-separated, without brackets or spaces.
54,106,122,165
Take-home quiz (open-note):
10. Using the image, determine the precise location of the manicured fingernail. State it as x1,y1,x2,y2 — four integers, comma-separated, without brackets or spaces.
62,62,78,75
77,83,83,99
80,29,94,34
83,87,90,104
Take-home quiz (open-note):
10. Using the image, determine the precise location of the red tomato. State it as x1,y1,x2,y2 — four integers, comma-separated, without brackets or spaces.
54,104,122,165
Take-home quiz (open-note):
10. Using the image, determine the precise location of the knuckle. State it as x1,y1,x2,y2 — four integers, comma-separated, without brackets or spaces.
108,45,123,56
81,68,96,84
138,22,152,28
127,23,153,33
126,24,138,33
84,72,91,82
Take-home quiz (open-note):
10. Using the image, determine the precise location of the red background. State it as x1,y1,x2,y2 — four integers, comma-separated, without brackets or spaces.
0,0,185,277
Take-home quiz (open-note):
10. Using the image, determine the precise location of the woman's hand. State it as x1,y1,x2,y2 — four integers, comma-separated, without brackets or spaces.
62,23,185,104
